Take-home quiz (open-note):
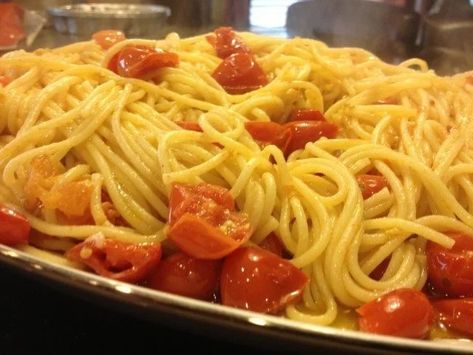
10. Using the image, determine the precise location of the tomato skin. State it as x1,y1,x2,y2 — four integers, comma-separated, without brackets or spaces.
66,236,162,283
92,30,125,50
108,45,179,79
169,183,234,225
356,288,435,339
426,232,473,297
92,30,126,49
149,252,221,300
176,121,203,132
258,232,285,257
169,212,251,260
433,298,473,338
356,174,388,199
220,247,308,314
245,120,337,156
0,75,13,86
168,183,251,260
207,27,249,59
284,121,338,153
0,204,30,245
212,52,268,94
289,109,326,122
0,3,25,47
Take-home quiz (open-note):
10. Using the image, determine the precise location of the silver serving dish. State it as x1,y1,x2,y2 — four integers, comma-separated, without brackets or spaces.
47,3,170,38
1,243,473,354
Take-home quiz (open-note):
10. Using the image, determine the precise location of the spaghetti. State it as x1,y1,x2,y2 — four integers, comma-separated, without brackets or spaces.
1,28,473,337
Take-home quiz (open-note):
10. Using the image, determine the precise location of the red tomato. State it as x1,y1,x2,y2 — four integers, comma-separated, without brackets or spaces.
66,236,161,283
284,121,338,153
108,45,179,79
466,76,473,86
369,257,390,281
0,3,25,47
169,183,234,225
169,210,251,260
149,252,221,300
176,121,203,132
0,76,13,86
357,288,435,339
245,120,337,156
433,298,473,338
356,174,388,199
220,247,308,314
0,204,30,245
258,232,285,257
289,109,326,122
168,183,252,259
426,232,473,297
206,27,249,59
212,52,268,94
92,30,126,49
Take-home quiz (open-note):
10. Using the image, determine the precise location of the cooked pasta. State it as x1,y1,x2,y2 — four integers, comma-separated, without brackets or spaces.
1,29,473,333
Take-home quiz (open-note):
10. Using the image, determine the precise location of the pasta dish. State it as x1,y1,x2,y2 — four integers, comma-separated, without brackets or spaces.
0,28,472,340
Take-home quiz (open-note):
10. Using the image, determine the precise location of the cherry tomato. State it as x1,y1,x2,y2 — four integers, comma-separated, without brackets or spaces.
0,204,30,245
466,75,473,86
176,121,203,132
356,174,388,199
149,252,221,300
206,26,249,59
168,183,252,260
426,232,473,297
212,52,268,94
258,232,285,257
356,288,435,339
0,3,25,47
0,75,13,86
92,30,126,49
245,120,337,156
369,257,390,281
433,298,473,338
289,109,326,122
284,121,338,153
108,45,179,79
169,183,234,225
66,235,162,283
220,247,308,314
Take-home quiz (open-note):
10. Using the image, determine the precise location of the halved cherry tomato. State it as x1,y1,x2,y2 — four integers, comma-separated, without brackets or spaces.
289,109,326,122
149,252,221,300
0,3,25,47
220,247,308,314
0,204,30,245
206,26,249,59
0,75,13,86
466,75,473,86
245,120,337,156
369,257,390,281
108,45,179,79
258,232,285,257
356,174,388,199
169,183,234,225
357,288,435,339
168,183,251,260
92,30,126,49
433,298,473,338
284,121,338,153
426,232,473,297
176,121,203,132
212,52,268,94
66,235,162,283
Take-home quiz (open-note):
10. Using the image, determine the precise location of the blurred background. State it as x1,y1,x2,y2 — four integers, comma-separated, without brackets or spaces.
2,0,473,74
